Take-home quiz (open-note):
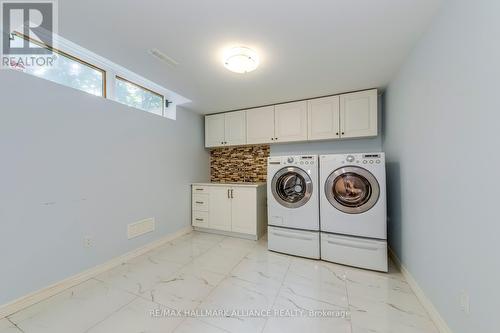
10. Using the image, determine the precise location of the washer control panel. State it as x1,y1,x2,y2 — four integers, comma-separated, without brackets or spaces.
282,155,315,166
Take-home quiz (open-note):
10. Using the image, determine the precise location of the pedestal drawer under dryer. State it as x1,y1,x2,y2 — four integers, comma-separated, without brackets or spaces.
321,233,388,272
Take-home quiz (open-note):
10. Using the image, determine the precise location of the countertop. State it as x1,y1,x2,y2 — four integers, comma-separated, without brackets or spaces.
192,182,266,188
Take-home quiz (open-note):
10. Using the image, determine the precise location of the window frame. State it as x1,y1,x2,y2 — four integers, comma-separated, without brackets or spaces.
7,30,188,120
12,31,107,98
115,75,165,116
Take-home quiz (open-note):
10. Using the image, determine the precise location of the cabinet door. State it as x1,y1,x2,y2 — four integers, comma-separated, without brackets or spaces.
340,89,378,138
246,106,275,144
274,101,308,142
307,96,340,140
208,186,232,231
224,111,246,146
205,114,226,147
231,187,256,235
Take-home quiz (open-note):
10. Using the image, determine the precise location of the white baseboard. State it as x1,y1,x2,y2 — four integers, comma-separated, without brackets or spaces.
193,226,258,240
0,225,193,319
389,248,453,333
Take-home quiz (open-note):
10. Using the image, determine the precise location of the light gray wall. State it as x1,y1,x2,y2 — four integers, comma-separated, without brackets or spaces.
384,1,500,332
0,70,209,305
270,137,381,156
271,96,383,156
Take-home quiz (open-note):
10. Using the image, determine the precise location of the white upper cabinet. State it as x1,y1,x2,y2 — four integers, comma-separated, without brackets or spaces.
246,106,275,144
274,101,308,142
307,96,340,140
205,89,378,148
340,89,378,138
205,111,247,147
205,114,225,147
224,111,246,145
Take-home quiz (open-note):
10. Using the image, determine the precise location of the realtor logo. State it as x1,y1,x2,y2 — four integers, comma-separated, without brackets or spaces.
1,0,57,68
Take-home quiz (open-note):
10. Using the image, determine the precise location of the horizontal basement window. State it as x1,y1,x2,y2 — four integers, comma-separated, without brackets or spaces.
9,33,106,97
5,32,189,119
115,76,164,116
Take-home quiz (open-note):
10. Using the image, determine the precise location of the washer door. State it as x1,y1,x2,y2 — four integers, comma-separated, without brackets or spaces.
272,167,313,208
325,166,379,214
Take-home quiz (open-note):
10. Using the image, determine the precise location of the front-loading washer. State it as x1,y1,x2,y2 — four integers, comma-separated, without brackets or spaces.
320,153,388,271
267,155,320,259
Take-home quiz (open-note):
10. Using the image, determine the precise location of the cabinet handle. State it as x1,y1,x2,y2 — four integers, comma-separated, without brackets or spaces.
230,189,234,198
275,137,278,140
195,218,204,221
271,138,274,141
195,188,204,191
336,132,339,136
341,132,345,135
195,201,204,204
227,189,230,198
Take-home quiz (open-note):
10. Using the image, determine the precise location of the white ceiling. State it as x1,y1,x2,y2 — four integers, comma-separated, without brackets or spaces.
59,0,442,114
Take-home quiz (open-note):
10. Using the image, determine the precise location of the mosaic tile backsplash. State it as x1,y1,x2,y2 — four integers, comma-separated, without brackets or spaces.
210,145,270,183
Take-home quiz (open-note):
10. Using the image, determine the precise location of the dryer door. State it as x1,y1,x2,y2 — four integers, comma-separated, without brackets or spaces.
271,167,313,208
325,166,379,214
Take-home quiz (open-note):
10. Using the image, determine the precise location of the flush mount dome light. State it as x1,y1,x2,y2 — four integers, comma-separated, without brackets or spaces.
223,46,259,73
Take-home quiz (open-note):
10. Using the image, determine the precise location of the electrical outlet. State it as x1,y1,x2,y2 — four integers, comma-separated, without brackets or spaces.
459,290,470,314
84,236,94,248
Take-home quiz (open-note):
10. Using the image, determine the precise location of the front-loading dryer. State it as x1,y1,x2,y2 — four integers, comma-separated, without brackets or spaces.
320,153,388,271
267,155,320,259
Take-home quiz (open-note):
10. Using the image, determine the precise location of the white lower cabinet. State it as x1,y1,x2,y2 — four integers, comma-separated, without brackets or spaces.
191,183,267,239
231,187,258,234
207,186,232,231
192,211,209,228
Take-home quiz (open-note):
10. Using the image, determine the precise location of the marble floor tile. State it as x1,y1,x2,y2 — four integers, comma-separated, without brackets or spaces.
197,277,274,333
192,246,250,275
86,297,183,333
171,231,227,246
348,294,438,333
229,248,290,296
263,281,351,333
0,319,21,333
148,262,226,310
148,240,212,266
2,231,441,333
94,254,184,296
345,262,438,333
282,257,349,308
263,315,351,333
217,236,257,250
8,279,136,333
173,318,229,333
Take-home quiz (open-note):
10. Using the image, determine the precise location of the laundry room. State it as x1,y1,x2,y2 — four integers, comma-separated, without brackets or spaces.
1,1,498,333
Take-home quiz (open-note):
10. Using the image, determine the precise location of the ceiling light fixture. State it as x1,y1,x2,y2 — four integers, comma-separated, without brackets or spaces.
223,46,259,74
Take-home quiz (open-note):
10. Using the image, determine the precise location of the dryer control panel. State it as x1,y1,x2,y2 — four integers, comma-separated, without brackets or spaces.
320,153,385,166
339,153,384,165
268,155,316,166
